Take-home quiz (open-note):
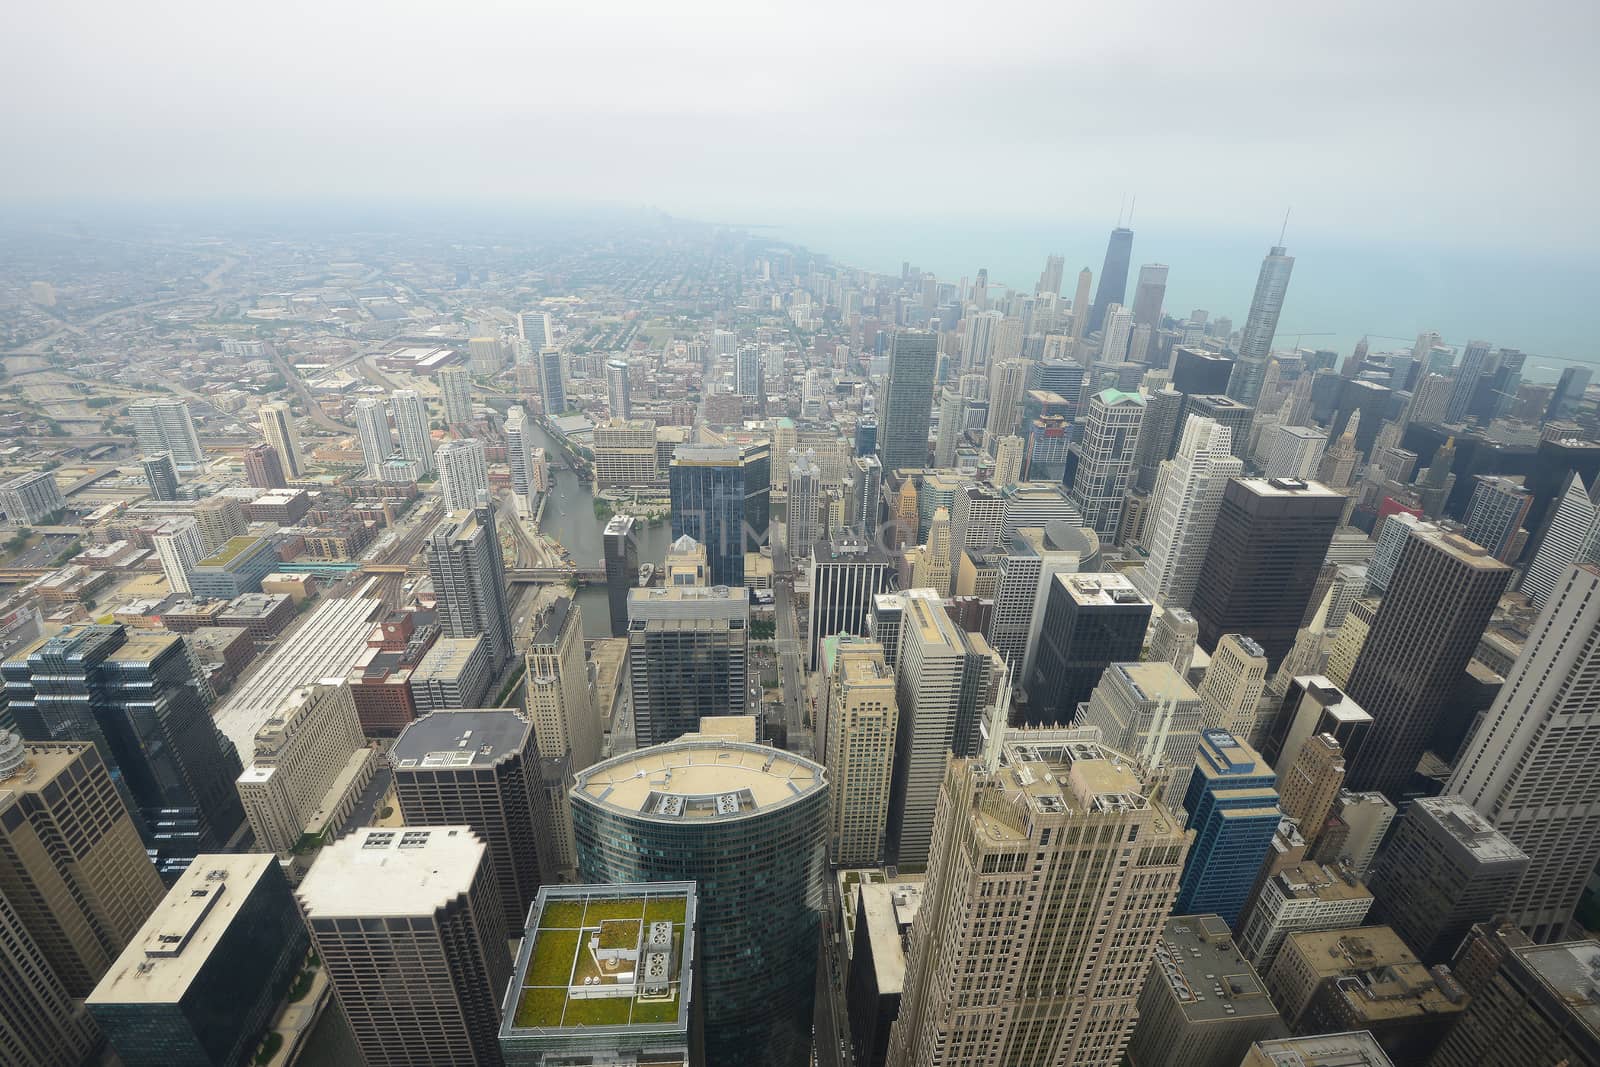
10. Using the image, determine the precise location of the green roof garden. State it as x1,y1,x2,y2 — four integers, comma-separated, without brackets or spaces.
198,535,265,568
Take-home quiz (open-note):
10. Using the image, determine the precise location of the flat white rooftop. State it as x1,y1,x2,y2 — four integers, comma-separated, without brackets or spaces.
296,826,486,919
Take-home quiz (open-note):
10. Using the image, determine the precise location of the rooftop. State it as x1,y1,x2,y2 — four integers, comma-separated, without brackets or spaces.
859,883,908,994
530,596,574,648
1413,794,1529,865
503,883,695,1037
573,739,825,822
1280,928,1466,1024
220,592,291,619
1237,477,1342,499
87,855,276,1005
1115,661,1202,704
1414,525,1513,571
1518,940,1600,1037
1058,571,1149,608
296,826,487,918
1155,915,1277,1022
412,635,486,681
197,535,267,568
392,709,530,769
1247,1031,1394,1066
1274,861,1373,904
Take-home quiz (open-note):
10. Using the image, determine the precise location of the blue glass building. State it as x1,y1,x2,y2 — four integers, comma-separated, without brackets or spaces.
669,445,745,586
1174,729,1281,925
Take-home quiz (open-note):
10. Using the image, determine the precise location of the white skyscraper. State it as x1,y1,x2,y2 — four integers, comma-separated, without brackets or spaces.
439,365,473,427
504,405,541,514
390,390,434,474
1069,388,1146,539
1450,562,1600,941
257,401,303,480
605,359,631,418
130,398,205,470
787,449,822,558
1263,424,1328,481
1099,304,1133,362
353,397,391,477
518,310,552,347
963,310,1001,371
152,519,205,594
1134,415,1243,608
435,439,491,510
1520,473,1596,609
1237,245,1295,365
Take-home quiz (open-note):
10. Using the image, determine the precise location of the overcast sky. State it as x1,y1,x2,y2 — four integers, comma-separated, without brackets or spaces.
3,0,1595,250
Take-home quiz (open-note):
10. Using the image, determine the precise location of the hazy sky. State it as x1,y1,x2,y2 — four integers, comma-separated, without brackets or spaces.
4,0,1595,250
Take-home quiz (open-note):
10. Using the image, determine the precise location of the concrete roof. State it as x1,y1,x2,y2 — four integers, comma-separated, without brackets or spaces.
573,739,825,822
296,826,486,919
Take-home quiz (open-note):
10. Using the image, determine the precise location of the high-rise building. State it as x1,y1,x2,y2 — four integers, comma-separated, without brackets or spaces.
593,418,658,488
1069,388,1146,538
1130,386,1183,492
852,453,884,536
1174,729,1281,924
879,330,938,474
1179,393,1255,462
1026,572,1151,725
885,589,1002,866
524,597,598,870
1037,253,1066,297
86,854,308,1067
993,434,1024,487
1099,304,1133,362
392,710,548,928
439,364,474,426
1240,1032,1394,1067
1087,226,1134,337
628,586,749,746
390,389,434,474
1080,661,1207,806
3,627,246,874
194,497,247,556
602,515,638,639
1197,633,1269,737
739,439,771,552
572,740,827,1067
985,523,1098,678
787,449,822,557
985,358,1029,441
130,398,204,470
1068,267,1093,339
235,683,374,860
932,388,964,469
1450,562,1600,941
1445,339,1493,424
241,441,285,489
1235,860,1373,972
1277,732,1346,849
605,358,631,417
539,347,566,415
1125,914,1283,1067
256,400,303,480
409,636,491,713
504,404,541,512
887,729,1189,1067
669,445,745,586
140,452,179,501
1520,472,1596,608
808,534,896,671
1150,606,1200,676
424,504,512,672
0,735,166,996
1463,475,1532,563
1545,365,1593,421
1366,794,1528,964
0,881,101,1067
1134,415,1243,607
435,438,490,510
1190,478,1343,670
1343,528,1510,798
1263,424,1327,480
735,346,763,398
297,826,511,1067
1263,676,1373,780
1232,245,1295,406
189,535,276,600
152,518,205,594
1130,262,1169,328
949,483,1005,556
823,638,897,867
1171,346,1236,396
352,396,391,477
962,310,1001,371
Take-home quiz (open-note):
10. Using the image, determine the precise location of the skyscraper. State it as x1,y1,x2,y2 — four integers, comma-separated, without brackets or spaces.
1276,732,1345,848
572,740,828,1067
1262,424,1327,480
1069,267,1093,339
424,504,512,672
735,347,763,398
140,452,179,501
787,449,822,558
602,514,638,638
539,346,567,415
1520,472,1596,608
879,330,938,474
628,585,750,746
1080,660,1207,806
256,400,303,480
932,387,963,468
1545,364,1592,421
129,398,204,470
1462,475,1532,562
1450,562,1600,941
1174,729,1281,924
669,445,745,586
1343,528,1510,799
1231,245,1295,406
297,827,511,1067
0,881,101,1067
808,534,896,671
435,438,490,510
1197,633,1269,737
390,389,434,474
1445,339,1492,424
1069,388,1145,539
1037,253,1065,296
1088,226,1134,337
503,404,541,512
1190,478,1344,670
241,441,285,489
1134,415,1243,607
887,729,1189,1067
1026,572,1151,725
523,597,599,870
392,710,550,925
824,638,898,867
1130,262,1169,327
984,358,1029,441
605,357,631,417
152,518,204,594
439,364,474,426
352,396,391,477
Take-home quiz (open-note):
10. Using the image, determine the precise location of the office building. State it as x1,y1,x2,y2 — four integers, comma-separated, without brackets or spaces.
538,347,566,415
140,453,179,501
386,389,431,475
1263,676,1373,779
986,523,1098,679
194,495,246,552
985,358,1029,441
628,585,749,746
152,518,205,594
1344,529,1509,798
787,449,822,556
425,504,513,672
0,470,65,525
1174,730,1281,923
669,445,745,586
498,882,698,1067
887,730,1189,1067
572,740,828,1067
1232,245,1295,404
1087,226,1134,336
1197,634,1269,738
130,398,204,470
436,438,490,510
1450,562,1600,940
823,638,897,867
242,441,286,489
353,396,391,477
409,635,492,713
1366,794,1528,964
3,626,247,873
1463,476,1532,562
0,735,166,996
1171,346,1236,396
879,330,938,474
257,400,303,480
297,826,511,1067
1081,661,1207,806
189,535,276,599
1129,262,1168,328
504,404,542,512
235,683,374,858
1125,915,1283,1067
392,711,547,928
0,884,101,1067
439,365,474,426
869,593,905,670
593,418,659,488
602,515,638,638
846,879,921,1067
1131,386,1184,492
1520,472,1596,608
605,357,631,417
1236,861,1373,972
86,855,307,1067
1134,416,1243,607
808,534,896,671
1264,424,1327,480
1445,340,1493,424
1545,365,1593,420
885,589,1003,867
1430,925,1600,1067
1181,393,1255,462
1240,1032,1393,1067
1266,927,1466,1062
1026,572,1151,725
1069,388,1145,538
1277,733,1345,851
524,599,598,872
1191,478,1344,670
735,346,763,398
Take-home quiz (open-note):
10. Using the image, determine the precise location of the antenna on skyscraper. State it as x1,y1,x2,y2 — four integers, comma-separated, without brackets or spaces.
1128,195,1136,227
1279,207,1291,245
1117,194,1126,228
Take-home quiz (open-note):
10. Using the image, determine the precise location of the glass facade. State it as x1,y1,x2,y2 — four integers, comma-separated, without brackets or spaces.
669,450,745,587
